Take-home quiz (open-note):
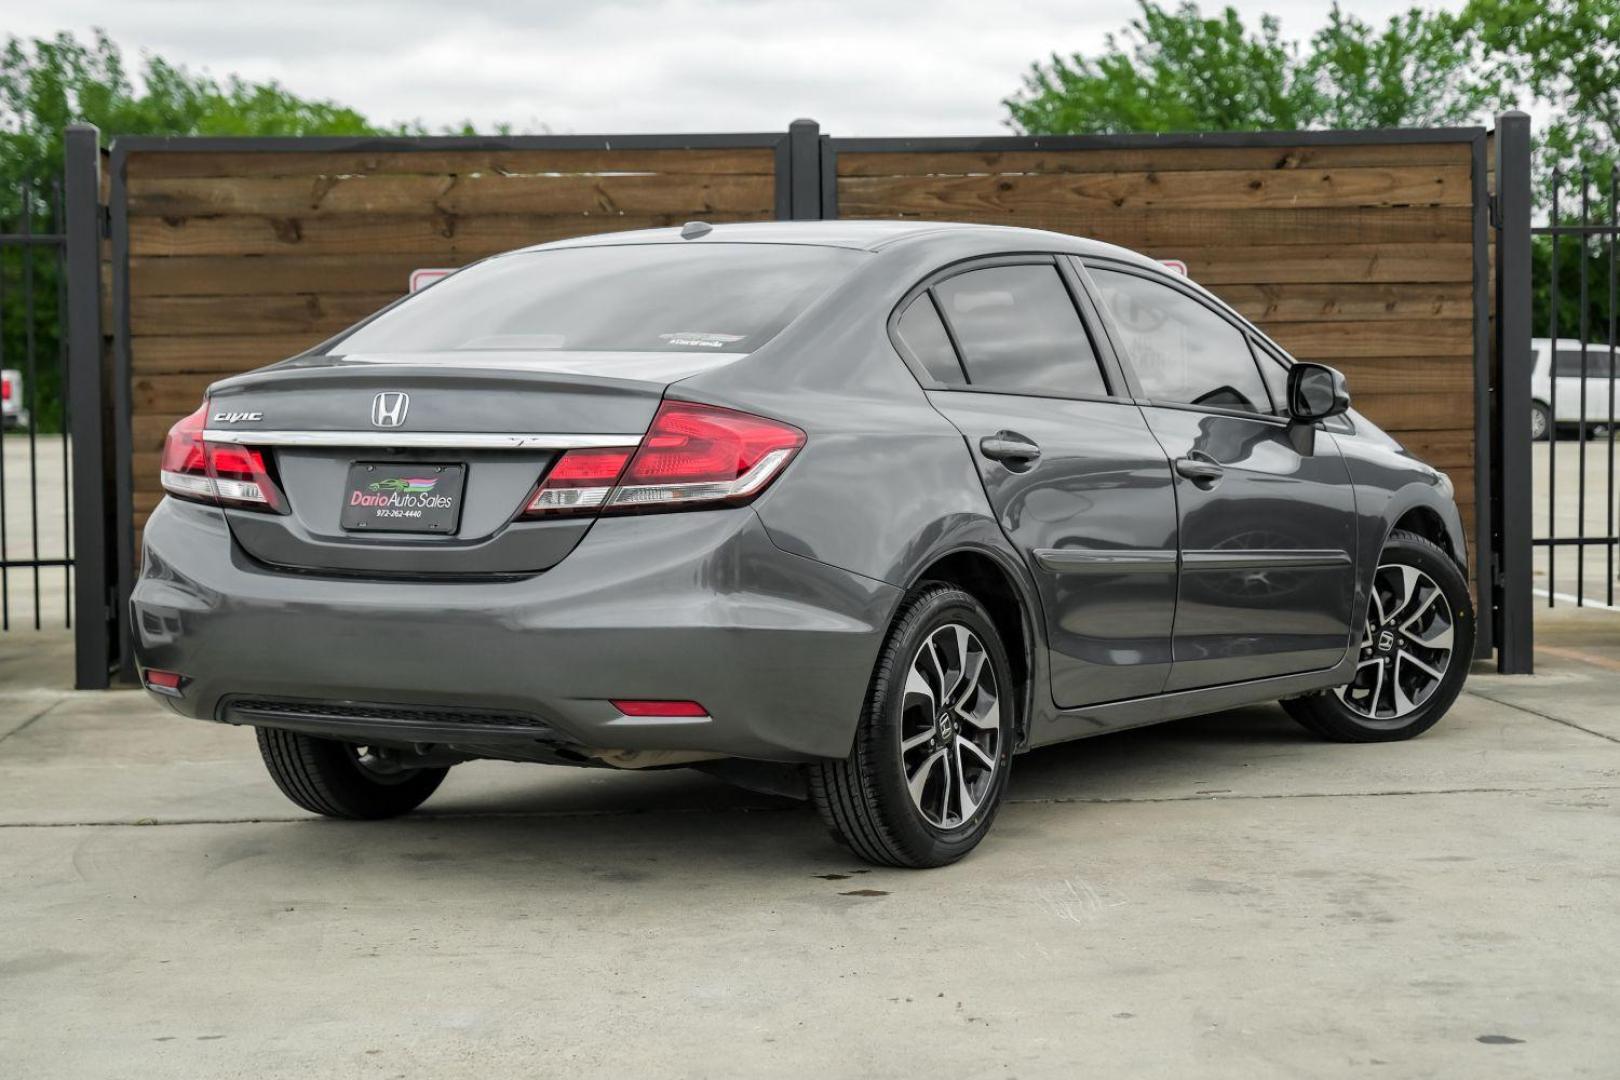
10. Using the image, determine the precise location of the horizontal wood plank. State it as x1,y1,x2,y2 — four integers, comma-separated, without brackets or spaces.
1159,244,1474,284
128,211,766,258
132,334,327,374
1352,391,1473,432
128,172,775,218
1394,428,1477,470
1329,356,1474,396
126,147,777,180
133,292,399,336
1261,320,1474,360
836,143,1472,177
130,254,454,297
841,205,1472,247
1213,283,1474,323
837,166,1472,214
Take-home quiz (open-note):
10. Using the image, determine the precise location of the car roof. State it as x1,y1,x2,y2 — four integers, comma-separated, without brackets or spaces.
517,219,1163,265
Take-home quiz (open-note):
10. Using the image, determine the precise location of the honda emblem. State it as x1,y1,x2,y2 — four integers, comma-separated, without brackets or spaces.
371,392,409,428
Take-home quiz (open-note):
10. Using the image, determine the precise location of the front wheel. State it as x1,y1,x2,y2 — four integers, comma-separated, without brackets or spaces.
1284,530,1474,742
256,728,449,819
1531,401,1551,442
808,584,1015,868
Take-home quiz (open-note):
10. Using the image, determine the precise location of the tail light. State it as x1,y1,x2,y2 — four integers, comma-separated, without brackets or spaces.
523,401,803,518
159,403,283,511
1,376,11,401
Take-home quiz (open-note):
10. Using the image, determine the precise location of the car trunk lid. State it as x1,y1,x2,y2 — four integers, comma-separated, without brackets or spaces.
205,351,730,576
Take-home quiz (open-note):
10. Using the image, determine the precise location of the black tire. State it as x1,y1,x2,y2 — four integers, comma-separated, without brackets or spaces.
1283,529,1474,742
256,727,448,819
808,583,1016,868
1531,401,1552,442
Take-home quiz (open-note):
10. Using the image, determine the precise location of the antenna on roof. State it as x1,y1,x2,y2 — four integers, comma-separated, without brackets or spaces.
680,220,714,240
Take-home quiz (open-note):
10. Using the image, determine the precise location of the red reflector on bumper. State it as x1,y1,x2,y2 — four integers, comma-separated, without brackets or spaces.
610,699,708,717
144,669,184,694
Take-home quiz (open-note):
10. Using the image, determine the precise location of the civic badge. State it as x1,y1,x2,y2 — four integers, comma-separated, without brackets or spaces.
371,392,409,428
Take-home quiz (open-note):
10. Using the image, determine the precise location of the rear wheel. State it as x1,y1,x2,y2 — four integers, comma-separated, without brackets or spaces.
1531,401,1551,441
256,728,449,819
1284,530,1474,742
808,584,1015,868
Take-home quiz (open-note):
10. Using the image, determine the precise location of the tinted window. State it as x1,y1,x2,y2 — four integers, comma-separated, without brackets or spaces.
1554,349,1616,377
1090,267,1267,413
331,244,865,356
933,264,1108,397
894,293,966,385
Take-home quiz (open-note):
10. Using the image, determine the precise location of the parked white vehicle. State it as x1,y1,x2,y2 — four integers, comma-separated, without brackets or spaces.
1531,338,1620,440
0,369,26,431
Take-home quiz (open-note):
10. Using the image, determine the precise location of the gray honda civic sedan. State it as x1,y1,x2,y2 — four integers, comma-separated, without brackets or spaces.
133,220,1473,868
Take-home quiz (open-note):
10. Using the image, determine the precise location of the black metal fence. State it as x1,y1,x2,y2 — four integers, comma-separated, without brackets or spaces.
1532,161,1620,610
0,177,74,632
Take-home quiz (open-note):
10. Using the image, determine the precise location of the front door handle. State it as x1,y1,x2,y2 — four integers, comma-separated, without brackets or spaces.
980,432,1042,470
1174,455,1225,487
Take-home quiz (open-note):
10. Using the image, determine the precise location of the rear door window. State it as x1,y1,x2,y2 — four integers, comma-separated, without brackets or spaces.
894,293,967,385
329,243,865,357
932,264,1109,397
1089,266,1268,414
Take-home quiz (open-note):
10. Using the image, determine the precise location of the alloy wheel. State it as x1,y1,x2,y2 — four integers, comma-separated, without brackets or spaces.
899,623,1002,829
1334,564,1455,724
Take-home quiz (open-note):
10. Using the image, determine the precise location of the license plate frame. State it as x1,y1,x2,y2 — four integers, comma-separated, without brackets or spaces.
340,462,466,534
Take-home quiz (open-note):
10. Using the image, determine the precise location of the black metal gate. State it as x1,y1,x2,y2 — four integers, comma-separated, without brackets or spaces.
1531,160,1620,611
0,168,74,633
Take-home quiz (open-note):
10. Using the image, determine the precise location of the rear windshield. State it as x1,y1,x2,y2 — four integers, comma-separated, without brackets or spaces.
328,243,865,356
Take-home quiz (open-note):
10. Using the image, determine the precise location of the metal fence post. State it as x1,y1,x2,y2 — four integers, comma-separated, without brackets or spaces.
787,118,822,220
64,124,112,688
1494,111,1534,673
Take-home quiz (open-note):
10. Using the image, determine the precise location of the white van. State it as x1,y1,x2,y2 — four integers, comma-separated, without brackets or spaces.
1531,337,1620,440
0,369,26,431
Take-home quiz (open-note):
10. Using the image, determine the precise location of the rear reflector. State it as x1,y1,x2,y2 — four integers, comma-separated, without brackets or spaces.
159,402,283,511
522,401,803,518
144,669,184,695
610,699,709,718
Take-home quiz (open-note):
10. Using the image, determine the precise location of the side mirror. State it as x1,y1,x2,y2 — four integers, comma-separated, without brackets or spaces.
1287,362,1351,422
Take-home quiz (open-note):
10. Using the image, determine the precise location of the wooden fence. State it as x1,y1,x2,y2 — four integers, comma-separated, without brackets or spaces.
825,133,1485,544
115,136,789,534
102,125,1490,636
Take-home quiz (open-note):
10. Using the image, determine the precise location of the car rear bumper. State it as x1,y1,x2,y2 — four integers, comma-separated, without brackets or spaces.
131,499,900,761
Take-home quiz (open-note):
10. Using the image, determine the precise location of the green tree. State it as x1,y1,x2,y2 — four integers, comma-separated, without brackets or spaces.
1005,4,1312,134
0,31,383,432
1465,0,1620,342
1467,0,1619,178
1005,1,1504,135
1305,6,1499,128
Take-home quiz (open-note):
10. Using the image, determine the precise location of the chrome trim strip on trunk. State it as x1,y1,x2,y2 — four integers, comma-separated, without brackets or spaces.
1181,549,1352,571
202,430,640,449
1033,549,1178,574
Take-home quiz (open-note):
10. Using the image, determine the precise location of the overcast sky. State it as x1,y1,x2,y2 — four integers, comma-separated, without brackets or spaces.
8,0,1470,135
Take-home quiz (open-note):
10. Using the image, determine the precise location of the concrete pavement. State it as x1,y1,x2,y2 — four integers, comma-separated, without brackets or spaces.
1,621,1617,1079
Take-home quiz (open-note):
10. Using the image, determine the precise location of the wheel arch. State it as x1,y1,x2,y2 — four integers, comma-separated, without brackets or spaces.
1381,484,1468,574
905,541,1044,747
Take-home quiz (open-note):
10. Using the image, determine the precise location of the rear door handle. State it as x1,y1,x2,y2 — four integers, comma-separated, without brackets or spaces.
1174,455,1225,487
979,432,1042,470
